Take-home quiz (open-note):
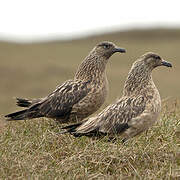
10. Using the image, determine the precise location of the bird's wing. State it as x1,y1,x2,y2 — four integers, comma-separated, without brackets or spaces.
76,95,146,135
29,80,91,118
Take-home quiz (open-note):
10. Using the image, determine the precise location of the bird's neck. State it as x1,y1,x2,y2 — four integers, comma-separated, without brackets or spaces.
74,54,107,82
123,67,156,96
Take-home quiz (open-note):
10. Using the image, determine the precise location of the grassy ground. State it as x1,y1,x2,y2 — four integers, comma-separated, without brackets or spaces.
0,29,180,179
0,99,180,179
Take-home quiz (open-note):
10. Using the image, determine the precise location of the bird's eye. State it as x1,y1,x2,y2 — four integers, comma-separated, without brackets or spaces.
155,55,161,60
103,44,110,49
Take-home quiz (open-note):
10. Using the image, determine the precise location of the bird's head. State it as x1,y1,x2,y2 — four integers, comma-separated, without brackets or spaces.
134,52,172,71
93,41,126,59
124,52,172,96
75,41,125,80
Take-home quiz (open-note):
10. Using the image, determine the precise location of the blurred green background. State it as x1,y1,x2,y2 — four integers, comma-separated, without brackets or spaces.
1,29,180,115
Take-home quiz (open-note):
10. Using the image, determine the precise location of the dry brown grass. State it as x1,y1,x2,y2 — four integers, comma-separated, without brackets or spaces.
0,28,180,179
0,98,180,179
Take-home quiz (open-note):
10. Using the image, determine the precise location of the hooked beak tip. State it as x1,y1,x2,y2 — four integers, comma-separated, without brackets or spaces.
161,60,172,67
113,47,126,53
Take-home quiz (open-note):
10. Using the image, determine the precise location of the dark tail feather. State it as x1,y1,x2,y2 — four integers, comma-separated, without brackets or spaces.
60,122,83,134
60,122,107,138
5,109,28,120
16,98,32,107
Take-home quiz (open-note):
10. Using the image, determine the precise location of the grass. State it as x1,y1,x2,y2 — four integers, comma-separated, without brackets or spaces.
0,28,180,179
0,98,180,179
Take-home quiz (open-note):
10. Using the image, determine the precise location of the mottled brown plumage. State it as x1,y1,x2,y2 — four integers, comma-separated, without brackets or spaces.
5,42,126,122
62,52,172,141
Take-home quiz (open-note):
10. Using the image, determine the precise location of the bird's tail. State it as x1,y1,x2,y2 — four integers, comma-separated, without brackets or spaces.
60,120,107,138
16,98,32,107
60,122,83,136
5,109,29,120
5,103,42,121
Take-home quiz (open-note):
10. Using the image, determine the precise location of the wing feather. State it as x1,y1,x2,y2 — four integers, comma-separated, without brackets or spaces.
29,80,91,118
99,96,146,134
74,95,146,135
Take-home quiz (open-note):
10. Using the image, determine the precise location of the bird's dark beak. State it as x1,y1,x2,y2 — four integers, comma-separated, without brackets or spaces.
161,60,172,67
113,47,126,53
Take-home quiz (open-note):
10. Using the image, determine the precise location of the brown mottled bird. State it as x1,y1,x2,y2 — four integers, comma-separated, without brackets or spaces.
62,52,172,142
5,42,126,122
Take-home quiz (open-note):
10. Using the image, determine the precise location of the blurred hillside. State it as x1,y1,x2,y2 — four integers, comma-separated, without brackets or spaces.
1,28,180,115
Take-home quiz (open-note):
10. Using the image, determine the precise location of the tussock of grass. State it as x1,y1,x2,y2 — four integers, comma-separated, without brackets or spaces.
0,99,180,179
